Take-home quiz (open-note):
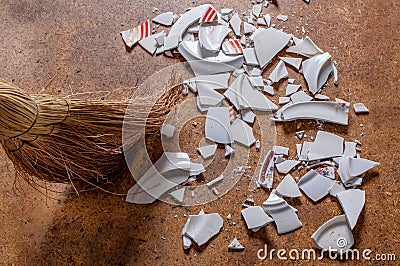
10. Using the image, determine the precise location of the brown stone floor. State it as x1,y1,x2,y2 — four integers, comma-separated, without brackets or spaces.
0,0,399,265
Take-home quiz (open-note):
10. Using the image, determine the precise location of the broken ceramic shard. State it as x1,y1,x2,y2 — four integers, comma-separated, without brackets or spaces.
163,34,180,51
263,85,274,95
275,160,300,174
139,31,165,55
308,131,344,160
262,194,302,234
184,212,223,246
329,181,345,196
225,144,234,157
126,153,190,204
199,25,232,53
221,8,233,15
286,36,324,58
269,61,289,83
228,238,244,251
155,32,165,46
314,93,330,100
188,72,230,91
205,107,233,144
253,28,291,68
274,146,289,156
211,187,219,195
264,14,271,27
238,75,278,111
242,195,255,208
243,48,259,66
207,175,224,187
296,130,305,140
290,91,313,104
279,97,290,105
252,4,262,18
337,156,379,186
197,82,224,106
257,17,266,26
277,14,288,22
241,206,273,230
275,101,349,125
315,165,335,180
152,12,174,26
243,22,257,34
337,189,365,229
285,84,301,96
302,52,333,95
170,187,185,204
298,169,335,202
121,20,151,48
276,174,302,198
353,103,369,114
231,118,256,147
241,109,256,123
230,13,242,36
332,63,339,85
197,144,218,159
248,76,264,89
189,162,205,176
222,39,243,55
199,5,218,23
258,150,275,189
160,123,175,139
311,215,354,254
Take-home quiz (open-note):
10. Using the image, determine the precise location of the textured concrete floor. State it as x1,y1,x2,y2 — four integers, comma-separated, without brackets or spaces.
0,0,399,265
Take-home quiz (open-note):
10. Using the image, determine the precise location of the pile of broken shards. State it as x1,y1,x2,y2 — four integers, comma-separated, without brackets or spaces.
121,2,378,254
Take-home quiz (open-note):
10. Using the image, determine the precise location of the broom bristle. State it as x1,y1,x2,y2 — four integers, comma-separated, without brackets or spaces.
0,81,182,190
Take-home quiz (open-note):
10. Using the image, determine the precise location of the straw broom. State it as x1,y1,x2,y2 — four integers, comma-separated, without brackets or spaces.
0,80,182,190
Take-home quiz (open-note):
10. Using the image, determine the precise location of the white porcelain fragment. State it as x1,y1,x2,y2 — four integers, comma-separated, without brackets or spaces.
230,13,242,36
279,97,290,105
252,4,262,18
155,32,165,46
258,150,275,189
225,145,234,157
222,39,243,55
338,156,379,186
211,187,219,195
264,14,271,27
302,52,333,95
288,78,295,84
286,36,324,58
205,107,233,144
207,175,224,187
262,194,302,234
243,48,259,66
138,31,165,55
238,75,278,111
163,34,180,51
343,141,357,158
275,155,285,165
184,213,223,246
170,187,185,204
241,109,256,123
244,22,257,34
277,14,288,22
329,181,346,196
353,103,369,114
269,61,289,83
332,63,339,85
257,17,266,26
228,238,244,251
248,76,264,89
190,162,205,176
315,165,335,180
242,195,255,208
231,118,256,147
314,94,330,100
121,20,151,48
199,5,218,23
241,206,273,230
161,123,175,138
188,72,230,91
274,146,289,156
290,91,313,104
221,8,233,15
253,28,291,68
197,82,224,106
299,141,313,161
197,144,218,159
275,160,300,174
296,130,305,140
308,131,344,161
152,12,174,26
298,169,335,202
199,25,232,53
263,85,274,95
169,5,211,40
276,174,302,198
286,84,301,96
337,189,365,229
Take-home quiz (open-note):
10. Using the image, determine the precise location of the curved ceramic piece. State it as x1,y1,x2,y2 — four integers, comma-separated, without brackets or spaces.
298,169,335,202
269,60,289,83
197,82,224,106
168,4,211,38
276,101,349,125
230,118,256,147
262,193,302,234
286,36,324,57
276,174,302,197
199,25,232,53
121,20,151,48
184,213,223,246
199,5,218,23
258,150,275,189
230,13,242,36
290,91,312,104
238,75,278,111
311,215,354,254
222,39,243,55
338,156,379,186
178,41,244,76
337,189,365,229
197,144,218,159
302,52,333,94
205,107,233,144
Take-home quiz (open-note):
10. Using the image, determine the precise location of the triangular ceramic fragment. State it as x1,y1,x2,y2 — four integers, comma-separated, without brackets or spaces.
252,4,262,18
184,213,223,246
197,144,218,159
120,20,151,48
199,5,218,23
275,155,285,165
290,91,312,104
205,107,233,144
258,150,275,188
189,162,205,176
308,131,344,161
353,103,369,114
155,32,165,46
230,118,256,147
243,48,259,66
311,215,354,254
197,82,224,106
160,123,175,138
269,61,289,83
222,39,243,55
298,169,335,202
170,187,185,204
221,8,233,15
314,94,330,100
264,14,271,27
230,13,242,36
257,17,266,26
288,78,295,84
263,85,274,95
241,109,256,123
329,181,346,196
274,146,289,156
241,206,273,230
228,238,244,251
262,194,302,234
348,157,379,177
139,31,165,55
248,76,264,89
199,25,232,53
152,12,174,26
276,174,302,197
224,74,244,110
337,189,365,229
253,28,291,68
238,75,278,111
279,97,291,105
286,36,324,58
302,52,333,95
243,22,257,34
296,130,305,140
286,84,301,96
225,145,234,157
275,160,300,174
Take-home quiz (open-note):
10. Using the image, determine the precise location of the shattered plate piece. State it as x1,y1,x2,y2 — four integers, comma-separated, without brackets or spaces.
338,156,379,186
286,36,324,58
244,22,257,34
295,130,305,140
139,31,165,55
277,14,288,22
315,165,335,180
222,39,243,55
205,107,233,144
311,215,354,254
302,52,334,95
184,213,223,246
243,48,259,66
298,169,335,202
263,194,302,234
275,160,300,174
160,123,175,139
241,206,273,230
252,4,262,18
238,75,278,111
314,94,330,100
337,189,365,229
248,76,264,89
225,145,234,157
207,175,224,187
197,82,224,106
231,118,256,147
308,131,344,160
241,109,256,123
197,144,218,159
263,85,274,95
228,238,244,251
190,162,205,176
163,34,181,51
276,174,302,198
121,20,151,48
274,146,289,156
257,17,266,26
329,181,345,196
199,25,232,53
258,150,275,189
199,5,218,23
264,14,271,27
279,97,291,105
242,195,255,208
152,12,174,26
187,72,230,91
285,84,301,96
269,61,289,83
221,8,233,15
253,28,291,68
290,91,313,104
353,103,369,114
230,13,242,36
170,187,185,204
